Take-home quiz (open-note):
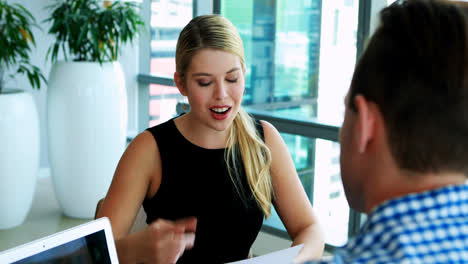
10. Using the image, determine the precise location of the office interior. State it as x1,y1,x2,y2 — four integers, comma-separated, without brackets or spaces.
0,0,397,258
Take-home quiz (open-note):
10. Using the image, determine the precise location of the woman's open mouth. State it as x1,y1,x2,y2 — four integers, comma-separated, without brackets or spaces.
210,106,232,120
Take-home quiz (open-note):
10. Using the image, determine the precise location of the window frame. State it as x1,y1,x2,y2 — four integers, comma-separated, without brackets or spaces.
137,0,376,251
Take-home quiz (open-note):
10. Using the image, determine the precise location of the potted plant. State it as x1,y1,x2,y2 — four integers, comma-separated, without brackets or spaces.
45,0,144,218
0,1,46,229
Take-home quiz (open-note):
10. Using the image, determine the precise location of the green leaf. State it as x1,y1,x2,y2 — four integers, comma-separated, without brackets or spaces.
51,43,59,63
44,0,144,63
77,23,87,49
0,1,44,90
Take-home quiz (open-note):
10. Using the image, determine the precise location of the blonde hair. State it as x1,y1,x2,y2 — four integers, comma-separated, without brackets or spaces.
176,15,273,217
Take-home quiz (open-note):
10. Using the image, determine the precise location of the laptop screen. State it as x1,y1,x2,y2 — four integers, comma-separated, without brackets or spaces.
0,217,118,264
13,229,111,264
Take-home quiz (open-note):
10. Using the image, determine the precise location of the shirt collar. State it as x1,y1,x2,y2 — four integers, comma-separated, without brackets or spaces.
362,183,468,232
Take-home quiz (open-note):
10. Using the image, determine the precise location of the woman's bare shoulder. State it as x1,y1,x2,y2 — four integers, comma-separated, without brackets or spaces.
130,131,164,199
258,120,281,144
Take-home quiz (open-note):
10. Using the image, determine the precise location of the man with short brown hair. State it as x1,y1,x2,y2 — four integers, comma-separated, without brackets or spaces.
305,0,468,263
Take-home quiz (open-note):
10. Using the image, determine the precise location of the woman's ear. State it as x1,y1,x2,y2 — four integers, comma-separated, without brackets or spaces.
354,95,376,154
174,72,187,96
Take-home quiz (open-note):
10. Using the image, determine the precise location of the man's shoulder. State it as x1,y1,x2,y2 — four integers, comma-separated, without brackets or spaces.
306,184,468,264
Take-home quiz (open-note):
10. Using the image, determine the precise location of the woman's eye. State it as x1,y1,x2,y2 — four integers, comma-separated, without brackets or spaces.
226,78,238,83
198,81,212,87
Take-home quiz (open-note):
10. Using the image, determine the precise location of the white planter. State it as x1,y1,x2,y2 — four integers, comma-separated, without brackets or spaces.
0,89,39,229
47,61,128,218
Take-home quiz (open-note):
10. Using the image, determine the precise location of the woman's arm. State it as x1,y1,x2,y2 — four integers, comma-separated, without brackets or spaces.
116,217,197,264
261,121,325,261
95,131,196,263
96,131,157,239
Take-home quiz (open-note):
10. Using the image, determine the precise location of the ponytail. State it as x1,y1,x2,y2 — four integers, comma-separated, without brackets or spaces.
225,108,273,218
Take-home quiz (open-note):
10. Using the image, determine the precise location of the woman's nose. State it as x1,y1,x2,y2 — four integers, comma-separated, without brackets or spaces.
214,81,227,99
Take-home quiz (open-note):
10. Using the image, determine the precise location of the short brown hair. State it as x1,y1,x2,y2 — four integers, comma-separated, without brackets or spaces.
349,0,468,173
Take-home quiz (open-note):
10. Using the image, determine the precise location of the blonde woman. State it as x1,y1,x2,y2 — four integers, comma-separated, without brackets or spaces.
96,14,324,264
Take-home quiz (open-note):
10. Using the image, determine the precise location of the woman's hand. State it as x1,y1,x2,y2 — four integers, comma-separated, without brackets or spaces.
145,218,196,263
117,217,197,264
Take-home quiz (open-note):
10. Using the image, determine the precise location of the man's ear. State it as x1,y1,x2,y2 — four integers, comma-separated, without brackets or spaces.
174,72,187,96
354,95,376,154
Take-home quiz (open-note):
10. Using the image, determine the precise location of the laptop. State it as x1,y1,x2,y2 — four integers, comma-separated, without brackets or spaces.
0,217,119,263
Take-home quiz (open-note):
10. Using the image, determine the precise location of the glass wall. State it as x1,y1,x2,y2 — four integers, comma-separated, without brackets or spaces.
262,133,348,247
221,0,359,247
147,0,360,130
221,0,358,127
149,0,192,126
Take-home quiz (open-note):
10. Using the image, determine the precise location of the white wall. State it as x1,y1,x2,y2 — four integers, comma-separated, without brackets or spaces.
5,0,139,169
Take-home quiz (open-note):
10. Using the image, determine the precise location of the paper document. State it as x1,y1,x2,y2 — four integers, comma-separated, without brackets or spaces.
227,244,304,264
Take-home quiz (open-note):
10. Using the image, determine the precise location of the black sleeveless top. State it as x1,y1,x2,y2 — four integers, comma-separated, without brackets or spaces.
143,117,264,263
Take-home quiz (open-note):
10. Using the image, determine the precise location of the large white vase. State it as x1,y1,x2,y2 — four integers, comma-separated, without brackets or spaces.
0,89,39,229
47,61,128,218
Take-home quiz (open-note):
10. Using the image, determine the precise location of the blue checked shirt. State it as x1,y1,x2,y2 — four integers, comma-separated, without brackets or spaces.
305,184,468,264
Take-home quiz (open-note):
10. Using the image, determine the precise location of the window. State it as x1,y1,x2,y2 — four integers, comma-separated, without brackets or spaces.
221,0,358,127
262,134,349,246
149,0,192,127
221,0,359,247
